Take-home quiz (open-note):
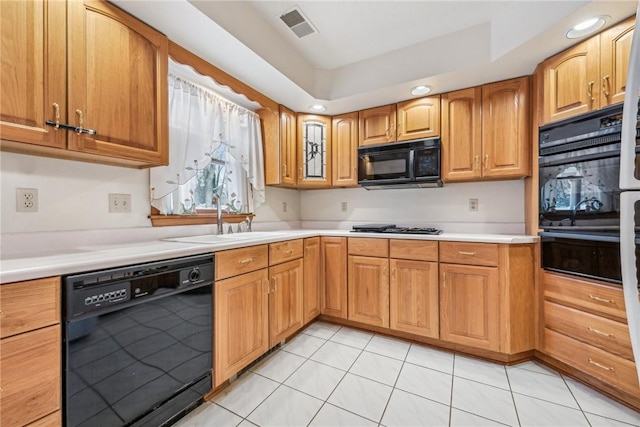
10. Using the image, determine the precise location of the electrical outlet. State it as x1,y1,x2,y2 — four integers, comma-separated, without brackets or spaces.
469,198,479,212
341,201,348,212
109,193,132,213
282,201,288,213
16,188,38,212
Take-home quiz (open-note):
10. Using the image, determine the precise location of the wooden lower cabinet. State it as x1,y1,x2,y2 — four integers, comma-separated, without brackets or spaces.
269,258,304,347
389,259,439,338
439,263,500,351
303,237,321,323
28,411,62,427
214,269,269,386
348,255,389,327
1,326,61,427
321,237,348,318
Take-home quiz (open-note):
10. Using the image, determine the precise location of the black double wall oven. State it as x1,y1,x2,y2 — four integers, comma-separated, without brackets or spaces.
538,102,640,285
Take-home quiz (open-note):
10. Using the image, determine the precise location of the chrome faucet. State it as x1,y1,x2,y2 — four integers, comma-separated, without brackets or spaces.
213,194,223,235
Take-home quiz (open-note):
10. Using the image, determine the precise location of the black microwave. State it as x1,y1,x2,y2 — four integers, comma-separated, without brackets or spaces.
357,137,442,189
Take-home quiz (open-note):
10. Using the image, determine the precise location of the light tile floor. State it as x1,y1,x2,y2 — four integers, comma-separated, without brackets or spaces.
176,321,640,427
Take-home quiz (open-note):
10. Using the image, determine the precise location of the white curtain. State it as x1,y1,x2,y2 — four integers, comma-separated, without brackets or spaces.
150,67,265,215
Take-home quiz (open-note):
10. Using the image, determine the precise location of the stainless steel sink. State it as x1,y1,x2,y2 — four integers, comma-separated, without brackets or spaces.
163,231,289,244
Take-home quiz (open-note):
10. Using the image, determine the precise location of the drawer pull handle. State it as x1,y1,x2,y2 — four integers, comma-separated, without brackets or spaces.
284,249,294,255
588,358,615,372
238,257,254,265
588,326,614,337
458,251,476,256
588,294,615,304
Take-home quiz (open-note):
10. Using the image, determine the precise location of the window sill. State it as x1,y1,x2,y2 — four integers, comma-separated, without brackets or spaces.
149,208,254,227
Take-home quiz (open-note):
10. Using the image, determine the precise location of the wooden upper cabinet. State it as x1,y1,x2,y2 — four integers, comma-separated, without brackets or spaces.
320,237,348,319
441,87,482,182
0,0,67,149
359,104,396,146
298,114,332,188
482,77,530,178
600,17,635,107
331,112,359,187
396,96,440,141
280,106,297,187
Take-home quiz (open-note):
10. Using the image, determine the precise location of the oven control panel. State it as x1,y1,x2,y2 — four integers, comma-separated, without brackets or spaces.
73,282,132,314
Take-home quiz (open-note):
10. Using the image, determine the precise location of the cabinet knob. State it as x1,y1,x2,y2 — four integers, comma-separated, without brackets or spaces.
587,81,595,103
602,75,611,98
52,103,60,129
483,154,488,171
474,155,479,171
75,109,84,135
442,272,446,287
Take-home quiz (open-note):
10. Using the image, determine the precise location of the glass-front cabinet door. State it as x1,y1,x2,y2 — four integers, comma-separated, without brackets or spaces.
297,114,332,188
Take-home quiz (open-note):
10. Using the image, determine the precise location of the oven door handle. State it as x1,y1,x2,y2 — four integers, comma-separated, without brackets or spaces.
538,231,623,243
539,149,620,167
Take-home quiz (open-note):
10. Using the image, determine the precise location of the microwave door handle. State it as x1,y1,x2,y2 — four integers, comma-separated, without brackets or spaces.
620,5,640,190
409,149,416,180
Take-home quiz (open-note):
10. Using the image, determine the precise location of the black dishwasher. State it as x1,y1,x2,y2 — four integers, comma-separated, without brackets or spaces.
62,254,214,427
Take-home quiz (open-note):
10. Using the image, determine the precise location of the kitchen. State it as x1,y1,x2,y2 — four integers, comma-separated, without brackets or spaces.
1,0,640,426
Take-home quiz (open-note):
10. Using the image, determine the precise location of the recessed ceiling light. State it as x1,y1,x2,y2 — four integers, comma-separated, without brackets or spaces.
566,16,608,39
310,104,326,112
410,85,432,96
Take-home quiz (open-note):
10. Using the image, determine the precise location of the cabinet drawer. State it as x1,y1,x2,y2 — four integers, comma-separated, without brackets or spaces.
0,277,60,339
544,301,632,360
440,242,498,266
269,239,304,265
544,328,640,396
215,245,268,280
389,239,438,261
1,326,61,427
348,238,388,257
544,272,626,321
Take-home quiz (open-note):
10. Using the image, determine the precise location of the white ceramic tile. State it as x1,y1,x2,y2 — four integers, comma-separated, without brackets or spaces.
327,373,393,422
214,372,279,418
310,340,362,371
363,335,410,361
303,321,342,340
282,333,326,358
513,393,590,426
247,385,323,427
566,377,640,425
451,376,519,426
329,327,374,349
284,359,345,400
450,409,509,427
507,368,579,409
380,388,450,427
349,351,403,386
454,354,510,390
405,343,454,374
395,361,452,405
250,350,306,383
310,403,378,427
175,402,242,427
585,412,640,427
236,421,258,427
506,360,561,377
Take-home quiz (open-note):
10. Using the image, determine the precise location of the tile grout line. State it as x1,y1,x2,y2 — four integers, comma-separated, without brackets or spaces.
560,373,594,427
448,351,456,427
504,362,523,427
376,338,413,426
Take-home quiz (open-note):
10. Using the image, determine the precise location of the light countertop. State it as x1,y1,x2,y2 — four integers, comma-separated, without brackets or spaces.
0,230,537,284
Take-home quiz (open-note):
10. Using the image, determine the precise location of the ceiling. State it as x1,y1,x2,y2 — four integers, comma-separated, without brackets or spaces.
113,0,638,115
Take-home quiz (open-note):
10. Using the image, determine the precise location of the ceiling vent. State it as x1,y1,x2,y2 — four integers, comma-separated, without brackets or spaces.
279,7,317,38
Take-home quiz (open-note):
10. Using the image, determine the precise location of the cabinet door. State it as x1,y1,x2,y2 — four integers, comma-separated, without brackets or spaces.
542,37,600,124
600,17,635,107
320,237,348,318
390,259,439,338
348,256,389,327
303,237,321,324
358,105,396,146
332,112,359,187
215,269,269,386
1,326,60,427
67,0,168,166
441,87,482,182
269,258,304,347
482,77,531,179
440,263,500,351
298,114,332,188
396,96,440,141
0,0,66,149
280,105,297,186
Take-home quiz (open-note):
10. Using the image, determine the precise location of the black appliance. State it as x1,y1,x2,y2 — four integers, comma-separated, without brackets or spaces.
351,224,443,235
357,137,442,189
62,254,214,427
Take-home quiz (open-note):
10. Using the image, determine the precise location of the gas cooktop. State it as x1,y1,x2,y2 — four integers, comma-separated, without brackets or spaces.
351,224,443,235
